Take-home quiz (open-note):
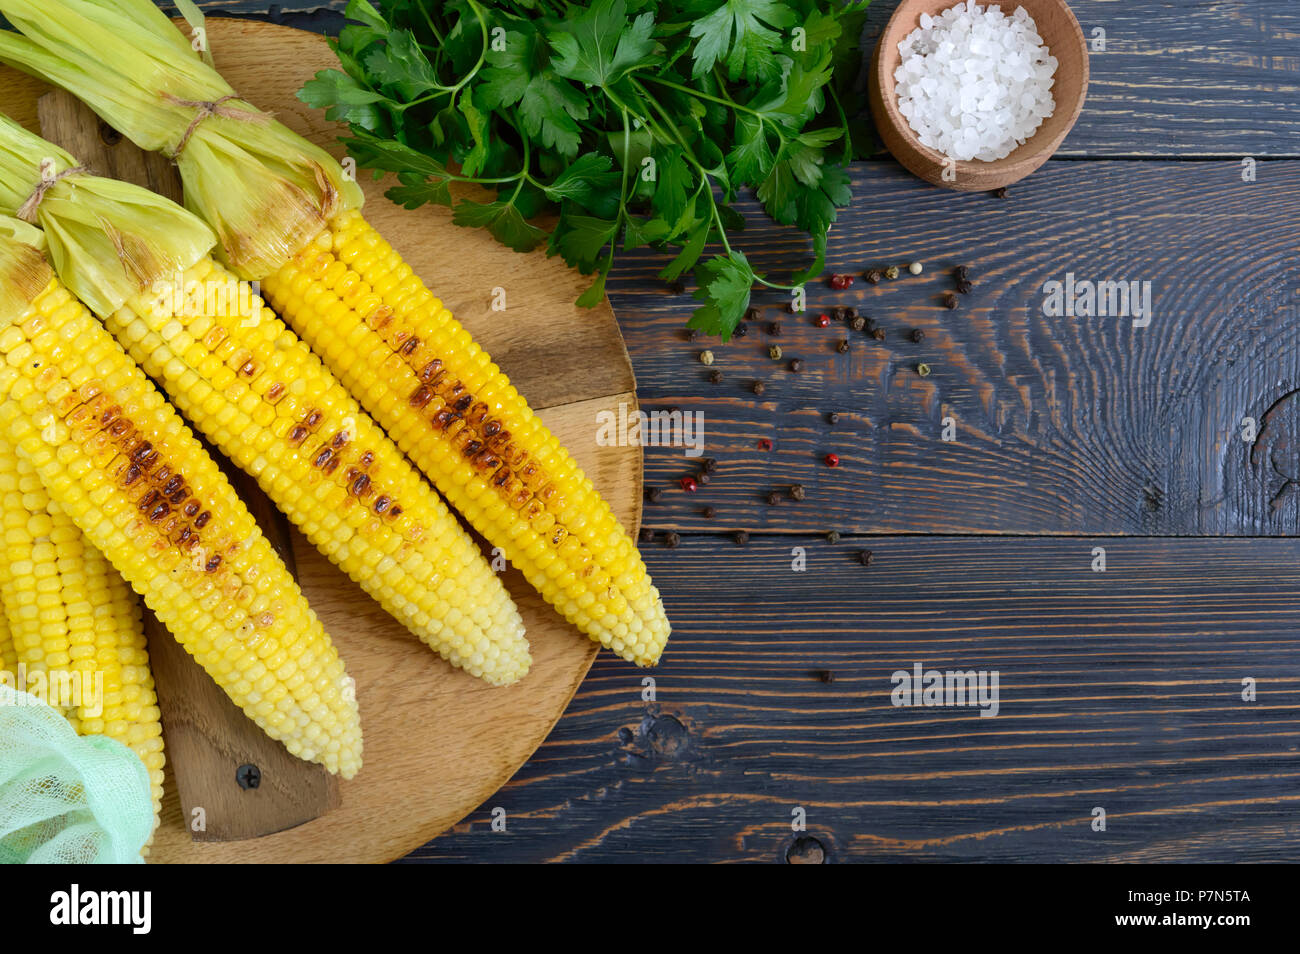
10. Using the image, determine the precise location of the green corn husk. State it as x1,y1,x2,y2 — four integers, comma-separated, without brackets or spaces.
0,214,53,323
0,113,214,318
0,0,363,281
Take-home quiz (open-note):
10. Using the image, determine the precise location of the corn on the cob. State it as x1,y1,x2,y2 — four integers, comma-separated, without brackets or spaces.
0,225,361,777
0,591,15,675
0,115,530,686
0,0,671,666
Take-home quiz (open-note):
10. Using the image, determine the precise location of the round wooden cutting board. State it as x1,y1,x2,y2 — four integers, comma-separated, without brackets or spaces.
0,20,641,863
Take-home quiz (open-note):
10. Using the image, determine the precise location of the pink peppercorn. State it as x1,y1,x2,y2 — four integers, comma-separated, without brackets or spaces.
680,476,698,492
758,439,773,451
829,274,854,290
824,453,840,467
816,314,830,328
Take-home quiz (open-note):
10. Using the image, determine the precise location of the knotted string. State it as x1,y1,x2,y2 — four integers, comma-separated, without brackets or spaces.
162,92,272,159
16,165,87,223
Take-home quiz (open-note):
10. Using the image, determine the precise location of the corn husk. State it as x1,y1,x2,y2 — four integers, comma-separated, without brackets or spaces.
0,113,214,318
0,213,52,324
0,0,363,280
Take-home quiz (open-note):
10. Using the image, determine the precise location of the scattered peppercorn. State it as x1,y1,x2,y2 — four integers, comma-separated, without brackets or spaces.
824,453,840,467
669,280,686,295
872,327,887,341
830,305,848,322
697,472,712,486
745,307,760,322
827,412,840,424
918,363,932,377
815,313,830,328
836,339,850,354
942,291,959,310
826,530,841,544
955,265,970,282
885,265,900,280
699,349,715,365
769,345,783,361
858,549,874,566
829,273,854,290
703,458,718,474
646,487,663,503
910,328,925,343
709,369,723,384
956,279,973,295
766,491,782,506
769,321,782,336
863,269,883,285
758,438,772,451
734,530,750,546
992,186,1008,199
909,261,923,275
789,358,804,373
850,315,867,332
680,476,698,492
639,527,654,544
665,531,681,549
702,506,717,519
735,322,749,337
790,484,806,501
815,669,835,683
686,328,699,342
752,380,766,396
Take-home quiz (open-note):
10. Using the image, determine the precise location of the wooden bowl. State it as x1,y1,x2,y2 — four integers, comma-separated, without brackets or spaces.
869,0,1089,191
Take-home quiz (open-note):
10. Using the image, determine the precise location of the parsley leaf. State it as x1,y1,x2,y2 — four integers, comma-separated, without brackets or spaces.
550,0,658,88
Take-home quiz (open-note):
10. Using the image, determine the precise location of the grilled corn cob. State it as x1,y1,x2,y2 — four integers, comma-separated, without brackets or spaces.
0,219,361,776
0,593,15,675
0,0,671,665
0,117,529,685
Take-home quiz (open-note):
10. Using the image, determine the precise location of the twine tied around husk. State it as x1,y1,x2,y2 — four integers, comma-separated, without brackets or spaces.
17,164,87,223
162,92,272,159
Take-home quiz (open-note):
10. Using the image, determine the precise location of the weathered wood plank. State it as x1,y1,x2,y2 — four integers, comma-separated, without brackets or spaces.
611,159,1300,536
403,535,1300,862
196,0,1300,158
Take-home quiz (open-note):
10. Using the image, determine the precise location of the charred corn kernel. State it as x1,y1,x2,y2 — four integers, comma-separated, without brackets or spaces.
106,257,529,685
0,276,361,777
263,212,670,666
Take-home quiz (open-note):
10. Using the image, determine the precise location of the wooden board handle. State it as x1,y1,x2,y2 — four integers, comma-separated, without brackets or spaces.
37,89,338,841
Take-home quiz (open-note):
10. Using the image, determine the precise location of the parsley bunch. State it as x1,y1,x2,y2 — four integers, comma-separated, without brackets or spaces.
300,0,871,339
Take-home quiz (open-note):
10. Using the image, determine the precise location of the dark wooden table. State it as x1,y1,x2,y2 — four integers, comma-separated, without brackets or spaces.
202,0,1300,862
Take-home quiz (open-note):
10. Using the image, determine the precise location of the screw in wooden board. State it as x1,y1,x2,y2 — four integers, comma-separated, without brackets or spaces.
786,835,827,864
236,763,262,790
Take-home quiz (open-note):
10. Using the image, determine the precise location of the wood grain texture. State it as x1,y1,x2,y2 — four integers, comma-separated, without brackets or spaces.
197,0,1300,158
612,159,1300,535
37,87,338,842
405,535,1300,863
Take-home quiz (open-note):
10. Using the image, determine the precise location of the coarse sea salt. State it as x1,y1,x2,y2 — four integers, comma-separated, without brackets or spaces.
895,1,1057,162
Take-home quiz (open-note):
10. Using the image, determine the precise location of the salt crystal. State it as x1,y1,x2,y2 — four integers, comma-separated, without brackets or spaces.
894,0,1057,163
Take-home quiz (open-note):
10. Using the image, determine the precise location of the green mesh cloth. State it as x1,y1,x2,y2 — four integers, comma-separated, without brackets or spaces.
0,683,153,863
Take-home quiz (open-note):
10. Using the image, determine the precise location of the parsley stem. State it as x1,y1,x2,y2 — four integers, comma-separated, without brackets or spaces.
641,75,764,120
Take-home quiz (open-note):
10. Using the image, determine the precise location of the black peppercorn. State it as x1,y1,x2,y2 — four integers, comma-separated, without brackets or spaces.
956,279,973,295
872,327,886,341
669,280,686,295
665,531,681,549
734,530,749,546
767,491,781,506
752,380,766,396
646,487,663,503
826,530,840,544
735,322,749,337
955,265,970,282
942,291,959,310
789,358,804,373
686,328,699,341
815,669,835,683
703,457,718,474
639,527,654,544
745,307,760,322
769,321,782,336
910,328,925,343
863,269,882,285
790,484,806,501
697,472,711,486
850,315,866,332
836,339,850,354
827,412,840,424
858,549,874,566
709,369,723,384
992,186,1008,199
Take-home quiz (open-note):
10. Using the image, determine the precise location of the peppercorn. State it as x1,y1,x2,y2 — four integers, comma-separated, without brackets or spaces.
830,305,848,322
790,484,806,501
735,322,749,337
709,369,723,384
686,328,699,342
956,279,973,295
734,530,750,546
917,363,931,377
639,527,654,544
699,349,715,365
843,305,859,321
815,669,835,683
872,327,886,341
826,530,840,544
992,186,1008,199
824,453,840,467
789,358,804,373
827,412,840,424
758,438,772,451
697,472,711,486
829,273,854,290
752,380,766,396
955,265,970,282
665,531,681,549
885,265,900,280
680,476,698,492
942,291,959,310
858,549,874,566
769,321,782,336
646,487,663,503
669,280,686,295
910,328,925,343
815,313,830,328
909,261,923,275
703,458,718,474
850,315,866,332
769,345,783,360
836,339,850,354
863,269,882,285
745,306,760,322
766,491,781,506
702,506,717,519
